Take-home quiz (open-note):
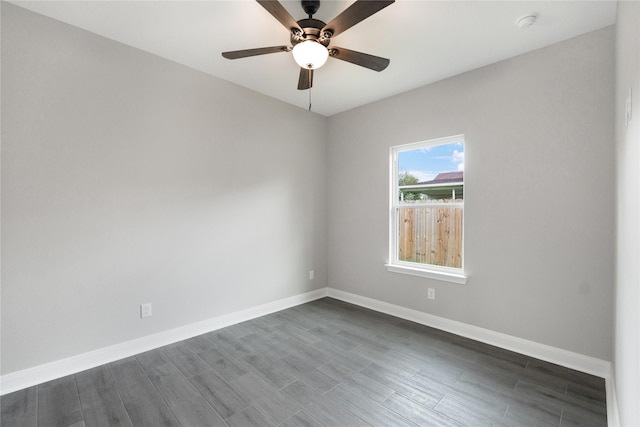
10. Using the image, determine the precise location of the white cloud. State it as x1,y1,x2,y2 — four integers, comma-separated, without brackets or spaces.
452,149,464,164
449,149,464,171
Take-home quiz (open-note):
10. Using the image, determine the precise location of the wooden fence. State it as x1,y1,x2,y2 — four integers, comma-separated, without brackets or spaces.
398,202,463,268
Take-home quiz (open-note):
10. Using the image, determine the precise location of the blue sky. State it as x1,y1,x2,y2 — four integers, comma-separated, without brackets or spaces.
398,142,464,183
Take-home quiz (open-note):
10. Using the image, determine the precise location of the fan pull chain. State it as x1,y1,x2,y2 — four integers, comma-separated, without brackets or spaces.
308,71,312,111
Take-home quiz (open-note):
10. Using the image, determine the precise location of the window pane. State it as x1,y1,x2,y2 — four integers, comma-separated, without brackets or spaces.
397,142,464,203
397,204,463,268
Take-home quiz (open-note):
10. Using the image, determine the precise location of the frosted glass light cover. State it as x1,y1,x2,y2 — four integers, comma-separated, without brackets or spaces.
292,41,329,70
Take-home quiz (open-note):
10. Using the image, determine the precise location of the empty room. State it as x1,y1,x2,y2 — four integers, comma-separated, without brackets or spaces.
1,1,638,426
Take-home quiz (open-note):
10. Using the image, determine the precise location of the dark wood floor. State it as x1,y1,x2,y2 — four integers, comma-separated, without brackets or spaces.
1,297,607,427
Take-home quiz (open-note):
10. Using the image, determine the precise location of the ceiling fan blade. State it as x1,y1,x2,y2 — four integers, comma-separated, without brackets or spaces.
256,0,302,32
322,0,394,38
222,46,290,59
297,68,314,90
329,47,390,71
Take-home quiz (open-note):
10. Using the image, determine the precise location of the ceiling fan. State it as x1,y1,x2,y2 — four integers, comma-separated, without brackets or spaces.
222,0,394,91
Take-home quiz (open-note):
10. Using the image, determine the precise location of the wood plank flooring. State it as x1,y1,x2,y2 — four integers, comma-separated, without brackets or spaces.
0,297,607,426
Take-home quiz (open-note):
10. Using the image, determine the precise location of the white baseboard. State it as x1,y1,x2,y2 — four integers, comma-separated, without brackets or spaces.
0,288,328,396
326,288,611,378
605,372,620,427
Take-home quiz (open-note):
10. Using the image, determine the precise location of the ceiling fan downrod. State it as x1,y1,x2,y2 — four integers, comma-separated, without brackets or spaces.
301,0,320,18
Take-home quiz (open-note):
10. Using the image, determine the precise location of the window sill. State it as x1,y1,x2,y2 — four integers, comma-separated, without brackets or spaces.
385,263,467,284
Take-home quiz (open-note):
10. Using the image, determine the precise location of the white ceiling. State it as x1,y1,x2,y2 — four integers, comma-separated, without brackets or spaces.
10,0,617,116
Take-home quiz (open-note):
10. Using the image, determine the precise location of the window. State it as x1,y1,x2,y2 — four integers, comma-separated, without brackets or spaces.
387,135,466,284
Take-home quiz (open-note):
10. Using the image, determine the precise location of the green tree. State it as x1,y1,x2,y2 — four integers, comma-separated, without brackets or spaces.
399,172,421,201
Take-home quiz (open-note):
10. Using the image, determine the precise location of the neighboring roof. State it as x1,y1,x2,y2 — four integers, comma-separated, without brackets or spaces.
399,170,464,200
417,172,463,186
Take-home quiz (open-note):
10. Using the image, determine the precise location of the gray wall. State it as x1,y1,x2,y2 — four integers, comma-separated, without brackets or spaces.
1,3,327,374
614,2,640,425
327,27,615,360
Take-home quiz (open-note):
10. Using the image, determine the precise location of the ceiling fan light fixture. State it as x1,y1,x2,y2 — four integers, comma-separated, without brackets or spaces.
292,40,329,69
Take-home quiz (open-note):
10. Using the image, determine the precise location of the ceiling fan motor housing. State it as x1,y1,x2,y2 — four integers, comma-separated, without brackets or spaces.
291,18,331,47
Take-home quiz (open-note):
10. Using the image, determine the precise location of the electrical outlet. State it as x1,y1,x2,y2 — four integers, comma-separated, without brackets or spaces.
427,288,435,300
309,270,315,280
140,303,152,318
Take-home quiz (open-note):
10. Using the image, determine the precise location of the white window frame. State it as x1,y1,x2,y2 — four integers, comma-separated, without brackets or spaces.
386,135,467,285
